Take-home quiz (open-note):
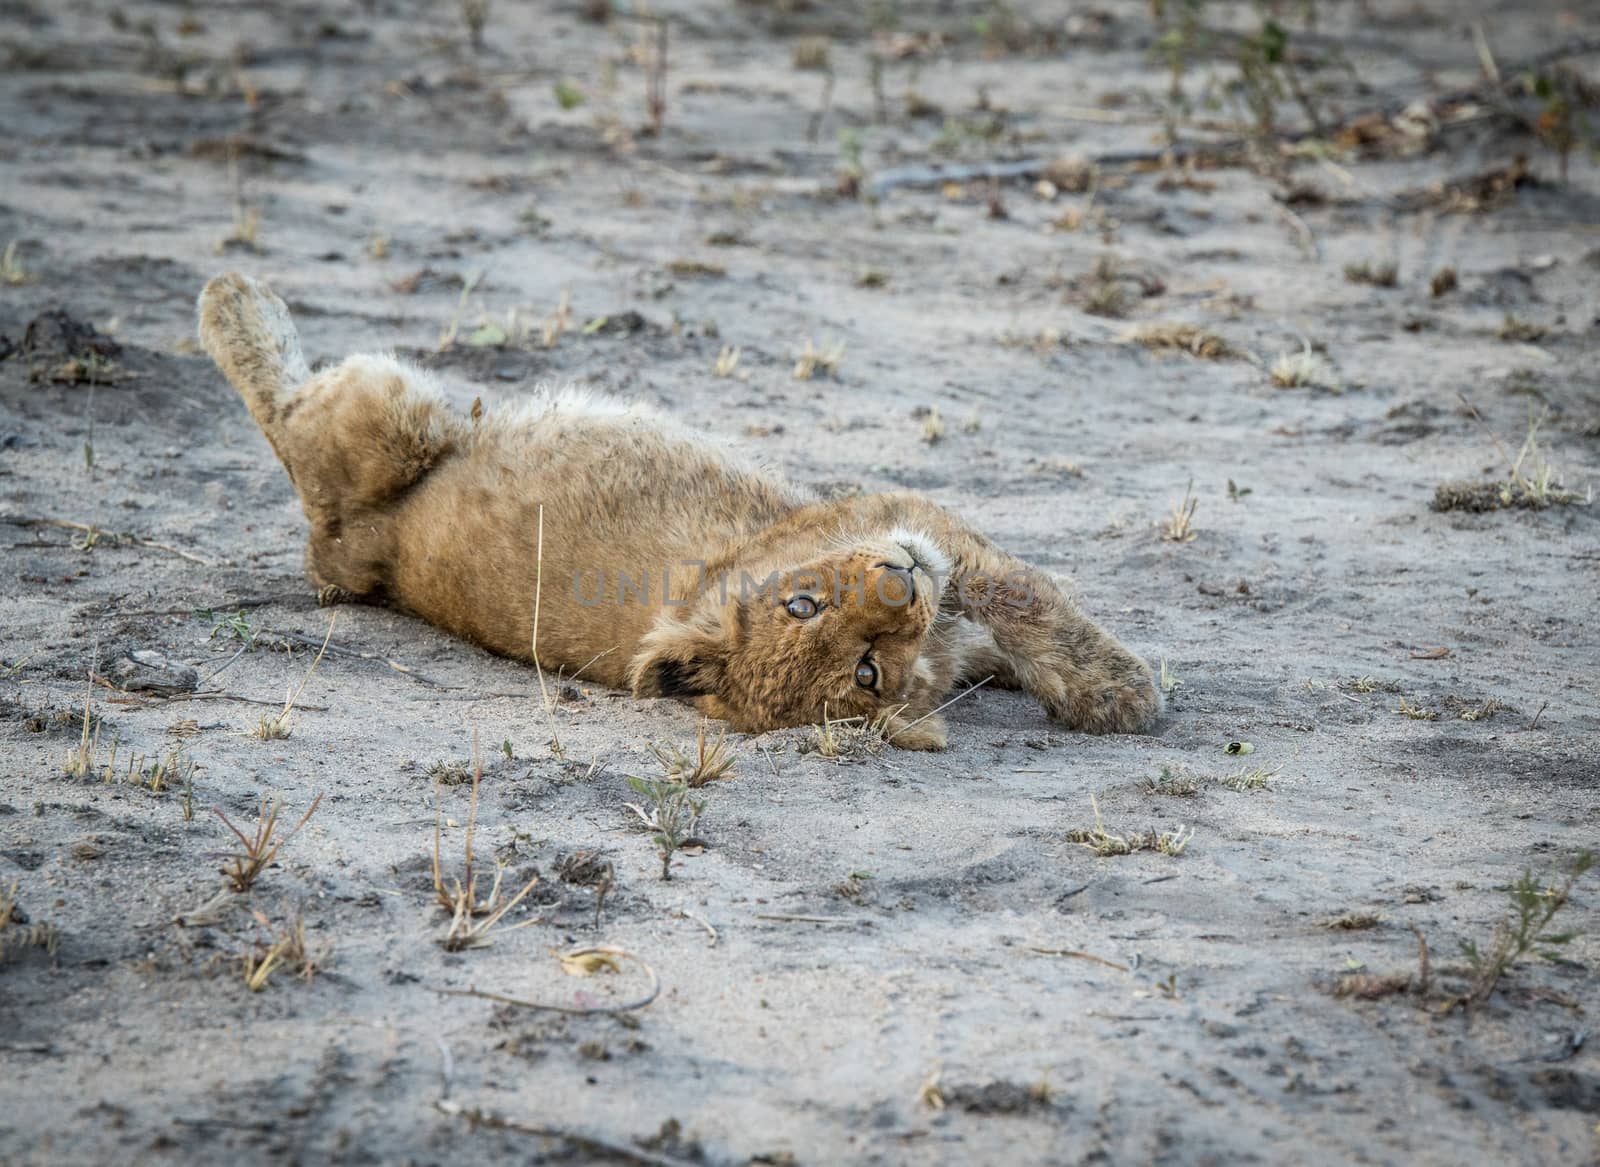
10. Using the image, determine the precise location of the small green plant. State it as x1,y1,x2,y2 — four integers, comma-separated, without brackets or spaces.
196,607,252,641
213,792,323,892
836,127,865,195
624,776,706,880
1459,852,1593,1006
792,37,830,71
553,79,585,110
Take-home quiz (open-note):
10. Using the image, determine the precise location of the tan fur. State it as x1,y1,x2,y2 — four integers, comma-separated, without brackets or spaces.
198,273,1161,750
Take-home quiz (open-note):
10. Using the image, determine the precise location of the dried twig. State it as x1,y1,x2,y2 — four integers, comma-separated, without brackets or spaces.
0,516,209,565
433,1100,698,1167
1029,947,1131,972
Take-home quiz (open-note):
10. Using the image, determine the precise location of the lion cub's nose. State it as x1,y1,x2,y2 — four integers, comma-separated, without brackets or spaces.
874,562,916,606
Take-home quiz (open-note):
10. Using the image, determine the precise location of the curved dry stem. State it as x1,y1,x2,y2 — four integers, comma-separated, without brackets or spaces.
434,945,660,1015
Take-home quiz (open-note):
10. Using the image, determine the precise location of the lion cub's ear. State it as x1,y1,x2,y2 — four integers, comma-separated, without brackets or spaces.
627,611,729,700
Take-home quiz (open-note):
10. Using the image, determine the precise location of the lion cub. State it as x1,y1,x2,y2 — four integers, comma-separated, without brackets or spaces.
198,273,1160,750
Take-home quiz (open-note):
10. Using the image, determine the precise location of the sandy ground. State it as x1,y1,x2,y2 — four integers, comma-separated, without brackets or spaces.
2,1,1599,1164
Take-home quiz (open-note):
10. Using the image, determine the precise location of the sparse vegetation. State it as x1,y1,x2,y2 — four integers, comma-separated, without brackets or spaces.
1270,343,1338,392
793,336,845,380
1498,313,1547,343
1458,852,1593,1007
0,881,59,962
1434,403,1586,513
1323,911,1381,931
1159,479,1198,543
1,240,29,286
1068,794,1193,857
792,37,830,71
433,745,542,950
649,721,736,788
1159,659,1182,694
213,792,324,893
1395,696,1437,721
240,907,325,991
459,0,491,51
714,345,741,377
1344,260,1398,287
920,408,945,445
1222,762,1280,791
248,619,333,740
1122,322,1232,359
624,776,706,881
1141,765,1199,798
803,705,898,760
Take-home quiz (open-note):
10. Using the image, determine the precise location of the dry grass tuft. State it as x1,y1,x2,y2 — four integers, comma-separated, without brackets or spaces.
1433,403,1586,513
249,618,334,740
1159,479,1198,543
213,793,323,892
1140,766,1199,798
1122,322,1232,359
793,336,845,380
1270,342,1339,392
1,240,29,286
792,37,830,70
713,344,741,377
1343,260,1398,287
1222,763,1280,791
803,704,899,761
1323,911,1381,931
1067,794,1193,857
1395,696,1437,721
240,907,326,991
433,740,542,950
649,720,736,788
0,881,60,961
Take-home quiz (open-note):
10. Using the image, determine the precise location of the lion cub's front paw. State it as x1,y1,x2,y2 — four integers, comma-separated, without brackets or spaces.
1047,659,1162,735
883,712,949,751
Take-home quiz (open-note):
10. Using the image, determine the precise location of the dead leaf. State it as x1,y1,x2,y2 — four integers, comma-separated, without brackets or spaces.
1409,647,1451,660
561,950,621,977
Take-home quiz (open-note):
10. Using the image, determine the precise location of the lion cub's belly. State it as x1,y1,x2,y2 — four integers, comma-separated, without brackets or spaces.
382,409,800,685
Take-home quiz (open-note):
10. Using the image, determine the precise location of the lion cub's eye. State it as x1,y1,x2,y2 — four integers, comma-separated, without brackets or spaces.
855,658,879,688
785,595,819,619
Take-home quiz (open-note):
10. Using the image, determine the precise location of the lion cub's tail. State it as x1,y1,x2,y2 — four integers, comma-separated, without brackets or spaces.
197,273,311,447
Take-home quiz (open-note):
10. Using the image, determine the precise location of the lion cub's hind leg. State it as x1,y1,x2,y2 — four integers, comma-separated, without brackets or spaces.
198,273,464,602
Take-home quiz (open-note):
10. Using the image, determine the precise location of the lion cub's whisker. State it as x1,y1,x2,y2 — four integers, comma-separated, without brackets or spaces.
888,675,994,740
